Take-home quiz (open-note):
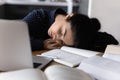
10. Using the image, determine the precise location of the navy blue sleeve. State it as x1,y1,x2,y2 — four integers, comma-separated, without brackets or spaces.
30,36,44,51
22,9,49,51
23,9,45,24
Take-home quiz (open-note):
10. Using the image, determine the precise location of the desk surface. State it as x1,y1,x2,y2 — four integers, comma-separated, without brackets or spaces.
32,50,48,56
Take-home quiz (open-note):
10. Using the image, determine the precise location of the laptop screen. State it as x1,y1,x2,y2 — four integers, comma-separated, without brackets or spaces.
0,20,33,71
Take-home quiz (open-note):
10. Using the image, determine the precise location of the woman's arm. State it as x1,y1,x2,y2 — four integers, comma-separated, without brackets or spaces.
22,9,49,51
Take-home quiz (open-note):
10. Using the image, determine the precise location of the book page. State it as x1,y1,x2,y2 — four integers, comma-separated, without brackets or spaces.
104,45,120,54
44,65,95,80
78,56,120,80
103,45,120,62
61,46,101,57
0,69,47,80
40,49,86,67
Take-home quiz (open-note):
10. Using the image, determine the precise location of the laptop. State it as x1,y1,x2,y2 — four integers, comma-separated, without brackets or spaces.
0,20,52,71
0,19,34,71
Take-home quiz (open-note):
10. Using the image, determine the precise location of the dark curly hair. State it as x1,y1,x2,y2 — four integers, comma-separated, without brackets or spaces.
67,13,101,50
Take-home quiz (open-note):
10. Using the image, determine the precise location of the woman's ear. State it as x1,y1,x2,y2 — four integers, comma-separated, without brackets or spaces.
65,13,74,20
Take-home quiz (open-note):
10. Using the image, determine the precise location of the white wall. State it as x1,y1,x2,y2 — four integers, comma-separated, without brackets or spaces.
88,0,120,44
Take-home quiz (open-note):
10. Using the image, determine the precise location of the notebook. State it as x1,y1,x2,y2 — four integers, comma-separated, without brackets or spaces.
0,19,33,71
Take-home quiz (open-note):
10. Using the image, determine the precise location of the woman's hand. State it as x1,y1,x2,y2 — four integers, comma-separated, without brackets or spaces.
44,38,64,50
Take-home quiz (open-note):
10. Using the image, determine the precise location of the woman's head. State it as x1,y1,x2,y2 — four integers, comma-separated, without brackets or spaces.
48,14,74,46
68,13,101,49
48,13,101,49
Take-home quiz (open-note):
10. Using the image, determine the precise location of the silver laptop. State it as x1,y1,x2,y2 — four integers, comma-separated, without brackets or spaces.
0,20,33,71
0,20,52,71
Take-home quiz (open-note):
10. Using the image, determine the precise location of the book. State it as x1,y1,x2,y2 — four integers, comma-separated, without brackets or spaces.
78,45,120,80
38,46,101,67
103,44,120,62
0,65,95,80
78,56,120,80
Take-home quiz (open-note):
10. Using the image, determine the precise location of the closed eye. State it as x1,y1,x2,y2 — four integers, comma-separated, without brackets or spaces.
61,27,66,40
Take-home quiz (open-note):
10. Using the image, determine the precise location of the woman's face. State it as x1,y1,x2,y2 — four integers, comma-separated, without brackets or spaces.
48,18,74,46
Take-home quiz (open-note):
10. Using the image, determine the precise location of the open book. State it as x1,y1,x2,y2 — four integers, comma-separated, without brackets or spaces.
0,65,95,80
78,45,120,80
38,46,101,67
